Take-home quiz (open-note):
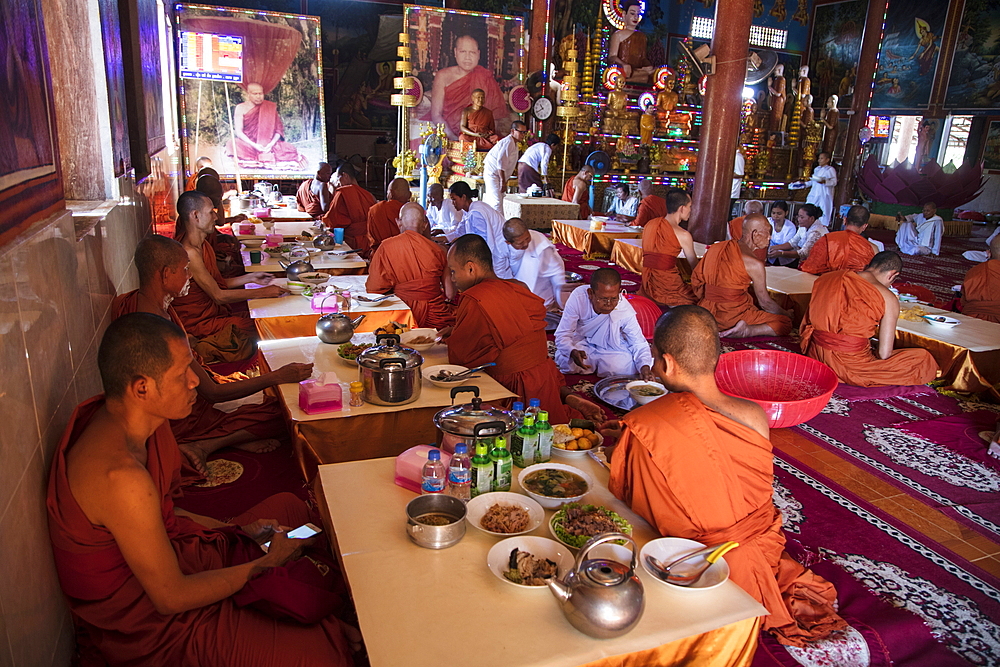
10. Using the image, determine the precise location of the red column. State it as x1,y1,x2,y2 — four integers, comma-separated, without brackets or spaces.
688,0,754,244
528,0,550,77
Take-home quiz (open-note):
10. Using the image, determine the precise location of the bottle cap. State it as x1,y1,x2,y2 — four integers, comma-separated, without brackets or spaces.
427,449,441,461
513,401,524,411
455,444,468,455
476,441,489,454
349,381,363,391
523,416,535,427
495,436,506,446
538,411,549,421
529,398,541,407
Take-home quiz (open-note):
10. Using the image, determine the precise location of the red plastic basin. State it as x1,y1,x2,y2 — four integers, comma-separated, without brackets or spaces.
715,350,838,428
624,293,663,341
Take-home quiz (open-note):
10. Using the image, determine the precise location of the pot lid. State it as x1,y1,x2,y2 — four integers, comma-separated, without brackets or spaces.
357,334,423,369
583,559,628,586
434,394,515,436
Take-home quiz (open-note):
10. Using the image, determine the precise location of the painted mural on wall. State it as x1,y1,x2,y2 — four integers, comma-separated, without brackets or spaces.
869,0,948,111
983,121,1000,171
808,0,864,112
945,0,1000,111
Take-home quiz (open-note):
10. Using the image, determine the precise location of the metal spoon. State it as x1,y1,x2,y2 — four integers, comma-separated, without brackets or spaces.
356,294,393,303
645,541,739,586
449,362,496,378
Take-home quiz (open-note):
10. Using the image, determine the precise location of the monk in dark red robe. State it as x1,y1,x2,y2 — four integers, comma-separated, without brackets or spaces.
692,216,792,337
296,162,335,217
961,235,1000,324
727,201,763,241
800,206,876,275
632,179,667,227
367,203,455,329
366,177,411,252
446,234,570,424
460,89,499,150
609,305,845,647
185,157,212,191
322,163,377,252
639,188,699,307
430,35,507,140
47,314,355,666
563,167,593,220
232,83,305,167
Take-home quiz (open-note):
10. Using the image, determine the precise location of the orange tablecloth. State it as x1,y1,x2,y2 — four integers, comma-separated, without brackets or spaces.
552,219,642,259
611,238,705,281
253,309,416,340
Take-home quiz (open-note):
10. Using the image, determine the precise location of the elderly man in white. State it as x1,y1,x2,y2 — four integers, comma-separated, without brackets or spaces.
555,268,654,380
895,202,943,256
482,121,527,214
495,218,566,314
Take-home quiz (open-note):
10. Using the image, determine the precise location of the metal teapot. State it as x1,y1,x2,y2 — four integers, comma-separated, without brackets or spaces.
312,231,338,251
279,259,314,281
316,313,366,344
547,533,644,639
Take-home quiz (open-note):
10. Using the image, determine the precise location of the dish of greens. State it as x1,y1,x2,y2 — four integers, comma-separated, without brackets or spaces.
549,503,632,549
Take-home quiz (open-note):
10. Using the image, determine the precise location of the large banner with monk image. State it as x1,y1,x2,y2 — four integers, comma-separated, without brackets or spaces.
405,5,523,147
176,4,326,180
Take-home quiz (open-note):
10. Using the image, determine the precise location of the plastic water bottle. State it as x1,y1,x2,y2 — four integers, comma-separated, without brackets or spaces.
490,436,512,492
535,411,553,463
510,401,525,429
526,398,541,422
471,441,493,497
511,415,538,468
447,444,472,501
421,449,446,494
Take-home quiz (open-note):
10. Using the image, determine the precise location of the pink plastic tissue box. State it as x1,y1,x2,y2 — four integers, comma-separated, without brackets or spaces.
394,445,452,493
298,376,342,414
311,293,340,313
252,208,271,218
264,233,283,247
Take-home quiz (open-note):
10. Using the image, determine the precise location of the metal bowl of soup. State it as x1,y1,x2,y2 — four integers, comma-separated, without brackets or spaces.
405,494,467,549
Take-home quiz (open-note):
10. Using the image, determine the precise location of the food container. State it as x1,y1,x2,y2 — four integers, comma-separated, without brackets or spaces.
358,334,423,406
238,222,256,235
395,445,453,493
405,493,466,549
433,386,517,455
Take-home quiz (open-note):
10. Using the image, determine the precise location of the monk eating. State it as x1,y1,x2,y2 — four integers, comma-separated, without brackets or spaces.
171,191,286,354
495,217,566,312
800,251,938,386
639,187,699,307
692,214,792,338
367,203,455,329
459,88,499,150
114,235,313,474
562,166,594,220
799,205,877,274
296,162,335,217
184,156,212,191
631,178,666,228
367,177,412,252
727,200,763,241
445,234,570,423
962,234,1000,323
608,305,845,647
47,313,356,666
322,163,377,252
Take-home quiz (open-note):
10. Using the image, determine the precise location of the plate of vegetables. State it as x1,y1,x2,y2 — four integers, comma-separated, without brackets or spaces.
336,342,373,366
548,503,632,550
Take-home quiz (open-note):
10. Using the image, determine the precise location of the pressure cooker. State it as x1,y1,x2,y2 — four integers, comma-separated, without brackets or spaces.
433,386,517,454
357,334,423,406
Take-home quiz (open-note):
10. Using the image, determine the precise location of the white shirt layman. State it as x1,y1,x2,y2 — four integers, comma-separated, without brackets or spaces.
483,123,526,214
607,195,638,218
445,201,507,274
555,275,653,379
732,149,745,199
518,142,552,180
428,196,461,232
495,228,566,308
895,204,943,256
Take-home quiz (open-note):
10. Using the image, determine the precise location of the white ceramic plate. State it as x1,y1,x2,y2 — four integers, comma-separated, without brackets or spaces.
466,492,544,537
550,424,603,458
923,315,960,327
639,537,731,591
548,508,632,550
487,536,574,589
422,364,470,389
518,463,593,510
400,328,438,351
353,292,400,308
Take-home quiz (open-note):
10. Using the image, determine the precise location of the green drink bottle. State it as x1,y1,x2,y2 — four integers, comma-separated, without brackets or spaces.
491,436,512,491
535,411,553,463
471,441,493,498
512,416,538,468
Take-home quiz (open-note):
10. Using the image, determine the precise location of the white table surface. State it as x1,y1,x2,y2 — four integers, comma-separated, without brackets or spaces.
896,303,1000,353
612,237,706,258
553,218,643,235
243,249,367,273
235,221,318,239
763,266,818,295
248,275,409,320
258,207,315,221
319,455,766,667
258,334,515,422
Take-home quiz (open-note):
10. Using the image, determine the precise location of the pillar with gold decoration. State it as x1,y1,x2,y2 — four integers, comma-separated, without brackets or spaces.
392,32,418,179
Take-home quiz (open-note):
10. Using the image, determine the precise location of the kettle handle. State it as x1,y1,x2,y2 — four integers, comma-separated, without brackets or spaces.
450,386,480,401
317,293,338,311
575,533,638,576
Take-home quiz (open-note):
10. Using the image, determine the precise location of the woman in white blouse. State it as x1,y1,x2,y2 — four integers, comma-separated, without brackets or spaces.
767,201,797,266
768,203,828,267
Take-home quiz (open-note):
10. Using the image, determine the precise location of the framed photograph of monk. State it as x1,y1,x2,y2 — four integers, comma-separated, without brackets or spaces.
176,4,326,179
405,5,524,146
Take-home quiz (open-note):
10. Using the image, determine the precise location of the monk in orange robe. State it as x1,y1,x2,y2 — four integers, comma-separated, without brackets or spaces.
322,163,377,252
563,167,594,220
47,313,356,666
367,203,455,329
640,188,698,307
113,235,313,473
727,200,763,241
460,89,499,150
961,235,1000,323
296,162,335,217
171,191,287,353
632,179,667,227
800,205,876,275
692,215,792,337
430,35,507,140
232,82,305,167
185,157,212,191
366,177,411,252
445,234,570,424
609,305,845,647
801,253,938,386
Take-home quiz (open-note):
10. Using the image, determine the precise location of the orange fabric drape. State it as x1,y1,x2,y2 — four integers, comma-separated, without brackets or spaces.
799,230,876,275
366,230,455,329
562,180,591,220
632,195,667,228
366,199,405,251
640,218,696,307
322,184,377,252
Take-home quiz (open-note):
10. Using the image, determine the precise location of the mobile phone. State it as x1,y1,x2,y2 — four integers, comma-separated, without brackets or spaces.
262,522,321,552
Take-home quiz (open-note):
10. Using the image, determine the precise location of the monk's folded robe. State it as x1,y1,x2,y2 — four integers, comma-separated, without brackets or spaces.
367,229,455,329
639,217,696,307
170,241,257,346
322,184,377,253
233,99,303,165
296,179,329,217
610,392,846,647
800,270,938,386
617,31,650,71
632,195,666,228
440,66,506,140
462,107,498,150
799,230,876,275
47,397,353,667
562,180,590,220
728,216,745,241
449,278,570,424
691,240,792,336
962,259,1000,324
366,199,405,252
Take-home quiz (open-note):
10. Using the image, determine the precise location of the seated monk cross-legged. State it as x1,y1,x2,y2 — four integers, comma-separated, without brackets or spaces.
171,191,288,358
113,235,314,476
48,313,358,666
367,203,456,329
961,233,1000,324
322,163,377,253
640,187,699,307
608,305,846,648
799,205,877,275
800,251,939,387
366,177,412,252
691,214,792,338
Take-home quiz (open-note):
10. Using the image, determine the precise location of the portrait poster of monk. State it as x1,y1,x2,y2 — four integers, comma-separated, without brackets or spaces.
405,6,523,147
176,4,326,179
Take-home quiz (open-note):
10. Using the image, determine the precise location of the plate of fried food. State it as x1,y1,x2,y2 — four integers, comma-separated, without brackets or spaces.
466,492,544,537
899,305,929,322
551,424,603,457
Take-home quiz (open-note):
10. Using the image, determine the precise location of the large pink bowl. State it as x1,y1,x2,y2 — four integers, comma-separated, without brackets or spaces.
715,350,837,428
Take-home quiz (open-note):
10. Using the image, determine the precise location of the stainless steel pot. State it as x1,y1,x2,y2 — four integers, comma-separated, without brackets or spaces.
405,494,466,549
358,334,423,405
433,386,517,451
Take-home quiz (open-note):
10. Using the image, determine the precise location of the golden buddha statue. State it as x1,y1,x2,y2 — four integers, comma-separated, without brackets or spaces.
603,73,639,135
656,74,678,130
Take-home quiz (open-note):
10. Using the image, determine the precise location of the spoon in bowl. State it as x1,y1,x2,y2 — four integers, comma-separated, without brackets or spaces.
645,541,739,586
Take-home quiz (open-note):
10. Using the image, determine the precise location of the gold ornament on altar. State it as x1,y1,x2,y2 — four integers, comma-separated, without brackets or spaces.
602,66,638,135
393,150,417,180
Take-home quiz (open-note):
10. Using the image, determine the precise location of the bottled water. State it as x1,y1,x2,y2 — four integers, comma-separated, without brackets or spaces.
447,444,472,501
420,449,446,494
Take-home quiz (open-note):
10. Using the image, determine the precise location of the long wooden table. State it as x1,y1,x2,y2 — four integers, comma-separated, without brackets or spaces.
242,248,367,276
763,266,818,327
317,455,766,667
552,219,642,259
235,221,317,239
610,238,706,279
259,334,515,478
503,194,580,229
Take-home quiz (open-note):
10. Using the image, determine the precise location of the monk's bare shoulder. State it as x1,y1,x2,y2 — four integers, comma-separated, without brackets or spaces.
716,395,770,440
672,223,692,243
65,418,150,523
858,271,897,308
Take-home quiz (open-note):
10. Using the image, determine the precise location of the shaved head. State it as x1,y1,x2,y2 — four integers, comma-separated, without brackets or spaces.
336,163,358,184
741,213,771,242
743,200,764,215
195,174,224,207
450,233,493,268
429,183,443,197
388,177,411,202
653,305,721,376
990,233,1000,260
502,217,529,242
638,179,653,197
177,190,213,221
398,202,428,234
98,312,187,399
590,267,622,290
135,235,186,287
194,156,212,169
866,250,903,274
844,205,870,230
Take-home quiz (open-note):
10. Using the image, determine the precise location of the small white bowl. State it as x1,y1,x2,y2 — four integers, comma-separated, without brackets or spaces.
639,537,731,591
487,536,574,589
923,314,960,327
589,542,634,566
466,492,544,537
285,281,308,295
517,462,593,510
625,381,668,405
242,238,264,248
296,272,329,285
401,328,438,351
423,364,470,389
